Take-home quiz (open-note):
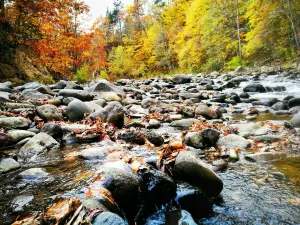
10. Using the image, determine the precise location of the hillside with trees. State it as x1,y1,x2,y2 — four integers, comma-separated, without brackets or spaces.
0,0,299,82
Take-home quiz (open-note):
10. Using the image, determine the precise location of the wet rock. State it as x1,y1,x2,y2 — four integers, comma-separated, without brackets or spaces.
15,137,31,148
58,89,93,101
172,151,223,197
62,97,78,105
272,102,287,111
11,195,34,212
0,81,13,92
289,106,300,114
1,102,35,111
229,122,268,137
92,99,107,107
240,92,250,98
147,119,160,129
141,129,164,146
291,112,300,128
93,211,128,225
67,99,92,122
181,106,195,117
90,102,125,128
101,167,139,221
212,159,228,171
217,134,250,149
253,135,280,143
172,74,191,84
0,158,21,173
138,167,176,206
7,130,35,144
78,145,123,160
122,97,138,106
128,104,147,115
0,91,10,100
243,83,267,93
183,128,220,149
0,117,30,130
117,129,145,145
85,102,102,112
65,81,83,90
175,183,212,218
18,168,48,180
195,104,219,119
35,85,55,96
170,119,200,129
288,98,300,108
50,80,67,89
245,152,287,162
19,132,60,158
36,104,63,121
17,82,40,91
88,80,125,98
41,123,63,140
169,114,183,121
141,98,161,108
20,89,51,100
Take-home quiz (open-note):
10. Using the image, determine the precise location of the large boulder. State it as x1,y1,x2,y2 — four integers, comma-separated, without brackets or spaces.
175,183,212,218
291,112,300,128
101,166,139,221
65,81,83,90
243,83,267,93
183,128,220,148
58,89,93,101
0,158,21,174
217,134,251,149
17,82,41,91
87,80,125,98
288,98,300,108
36,104,63,121
172,74,191,84
89,102,125,128
18,168,48,180
19,132,60,158
138,167,176,206
66,99,92,122
172,152,223,197
0,117,30,130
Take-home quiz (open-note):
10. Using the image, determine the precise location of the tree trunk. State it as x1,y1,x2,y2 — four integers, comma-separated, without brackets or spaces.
236,0,242,58
287,0,300,51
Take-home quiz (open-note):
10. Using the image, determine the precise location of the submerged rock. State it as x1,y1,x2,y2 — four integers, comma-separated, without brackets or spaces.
18,168,48,180
19,132,60,158
243,83,267,93
0,158,21,174
78,145,123,160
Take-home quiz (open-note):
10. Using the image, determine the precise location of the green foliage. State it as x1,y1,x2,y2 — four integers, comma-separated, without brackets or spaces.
75,64,90,83
98,70,110,80
227,57,247,70
202,59,223,72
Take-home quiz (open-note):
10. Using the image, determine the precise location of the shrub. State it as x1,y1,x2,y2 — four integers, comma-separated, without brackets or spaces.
227,57,247,70
75,64,90,83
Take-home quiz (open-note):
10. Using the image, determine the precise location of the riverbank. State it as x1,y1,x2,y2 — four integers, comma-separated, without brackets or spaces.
0,70,299,224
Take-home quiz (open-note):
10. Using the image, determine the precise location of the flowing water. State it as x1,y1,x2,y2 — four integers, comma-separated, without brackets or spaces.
1,75,300,225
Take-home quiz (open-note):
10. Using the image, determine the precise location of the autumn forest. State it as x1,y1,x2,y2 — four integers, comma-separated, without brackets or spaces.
0,0,300,82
